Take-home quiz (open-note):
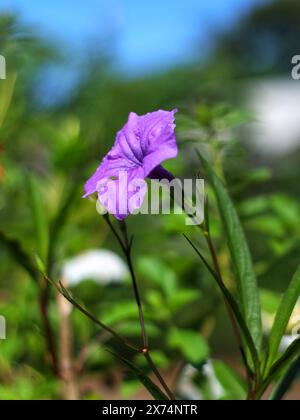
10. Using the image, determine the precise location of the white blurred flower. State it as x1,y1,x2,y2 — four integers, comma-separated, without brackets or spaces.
177,361,223,401
61,249,128,286
280,334,299,353
247,78,300,155
176,364,202,400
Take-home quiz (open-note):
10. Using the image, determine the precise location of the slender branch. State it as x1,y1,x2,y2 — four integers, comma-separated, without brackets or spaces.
45,274,139,352
205,232,245,350
181,191,257,398
38,183,79,378
38,281,60,377
57,278,80,400
203,228,256,399
143,350,174,400
256,337,300,400
104,215,175,400
119,221,148,349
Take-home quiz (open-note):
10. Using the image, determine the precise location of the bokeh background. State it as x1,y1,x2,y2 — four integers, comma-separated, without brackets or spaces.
0,0,300,400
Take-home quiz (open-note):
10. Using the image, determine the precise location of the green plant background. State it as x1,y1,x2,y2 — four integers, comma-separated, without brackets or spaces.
0,0,300,400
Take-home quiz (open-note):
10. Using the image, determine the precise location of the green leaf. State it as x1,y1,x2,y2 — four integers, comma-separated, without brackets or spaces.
108,351,169,400
101,302,139,325
168,328,209,365
47,182,79,273
184,234,260,376
197,151,262,351
260,289,281,315
117,321,160,338
137,256,177,296
271,354,300,400
266,265,300,371
213,361,246,400
26,175,49,260
258,338,300,399
239,196,271,217
247,216,285,238
121,380,141,400
0,231,38,281
35,254,46,274
168,289,199,312
0,72,16,128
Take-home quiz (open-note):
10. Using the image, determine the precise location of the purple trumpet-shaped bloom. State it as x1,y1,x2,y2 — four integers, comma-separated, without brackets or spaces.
84,109,178,219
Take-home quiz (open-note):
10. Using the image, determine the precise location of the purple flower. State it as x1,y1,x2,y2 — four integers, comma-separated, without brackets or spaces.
84,109,178,219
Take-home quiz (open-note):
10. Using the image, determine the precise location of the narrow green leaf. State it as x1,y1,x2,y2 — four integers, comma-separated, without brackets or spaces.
213,361,247,400
185,234,260,376
271,354,300,400
108,351,169,400
258,338,300,399
266,265,300,371
47,182,79,273
0,231,38,281
27,175,49,260
42,272,135,350
0,72,16,128
35,254,46,274
197,151,262,351
168,328,209,365
183,234,217,279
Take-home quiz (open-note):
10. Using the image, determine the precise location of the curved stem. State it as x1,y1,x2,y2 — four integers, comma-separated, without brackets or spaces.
45,273,139,352
143,350,174,400
38,281,60,377
104,215,175,400
204,228,256,399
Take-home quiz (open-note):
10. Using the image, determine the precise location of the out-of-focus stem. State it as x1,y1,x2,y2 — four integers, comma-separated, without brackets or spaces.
38,281,60,377
178,189,255,398
203,229,255,399
143,350,175,401
104,215,175,400
58,277,80,400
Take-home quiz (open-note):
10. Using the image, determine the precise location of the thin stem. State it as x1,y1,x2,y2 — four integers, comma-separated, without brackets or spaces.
203,228,256,399
40,183,79,378
174,184,258,398
120,222,148,349
46,274,139,352
104,215,175,400
205,232,244,348
58,278,80,400
143,350,175,400
181,192,256,396
104,215,148,348
38,280,60,377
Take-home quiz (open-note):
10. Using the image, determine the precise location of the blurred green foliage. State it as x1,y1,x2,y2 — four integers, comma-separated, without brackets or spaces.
1,0,300,400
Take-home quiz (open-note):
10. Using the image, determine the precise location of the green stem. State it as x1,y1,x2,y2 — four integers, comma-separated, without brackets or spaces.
104,215,175,400
205,230,257,399
181,192,259,398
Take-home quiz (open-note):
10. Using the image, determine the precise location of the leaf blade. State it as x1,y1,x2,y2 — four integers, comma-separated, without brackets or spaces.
107,351,169,400
258,338,300,399
271,354,300,400
185,234,260,376
0,231,38,281
197,152,262,351
26,175,49,260
266,265,300,371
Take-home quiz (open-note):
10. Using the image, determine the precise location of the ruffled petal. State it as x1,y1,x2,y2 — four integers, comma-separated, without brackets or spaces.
83,142,138,198
84,109,178,220
98,167,147,220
